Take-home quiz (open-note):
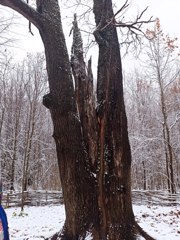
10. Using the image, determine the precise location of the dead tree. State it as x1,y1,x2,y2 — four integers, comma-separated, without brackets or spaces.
0,0,154,239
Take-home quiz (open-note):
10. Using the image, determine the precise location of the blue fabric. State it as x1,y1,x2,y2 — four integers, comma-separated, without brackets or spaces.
0,206,9,240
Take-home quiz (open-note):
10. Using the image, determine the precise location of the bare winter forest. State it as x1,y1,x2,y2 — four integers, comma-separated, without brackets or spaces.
0,53,60,191
0,21,179,193
0,0,179,239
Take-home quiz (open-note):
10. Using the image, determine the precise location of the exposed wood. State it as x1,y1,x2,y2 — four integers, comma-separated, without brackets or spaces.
93,0,154,239
71,14,98,170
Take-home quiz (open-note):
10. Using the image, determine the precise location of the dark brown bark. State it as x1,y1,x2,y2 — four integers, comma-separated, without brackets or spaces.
0,0,155,239
93,0,154,239
71,14,98,171
38,1,99,238
93,0,135,238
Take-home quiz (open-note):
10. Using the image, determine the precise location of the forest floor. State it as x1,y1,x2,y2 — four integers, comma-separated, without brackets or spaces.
6,204,180,239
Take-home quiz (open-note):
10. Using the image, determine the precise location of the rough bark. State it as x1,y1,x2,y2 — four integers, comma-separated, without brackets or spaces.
36,1,99,238
93,0,135,238
71,14,98,171
0,0,155,239
0,0,98,238
93,0,154,239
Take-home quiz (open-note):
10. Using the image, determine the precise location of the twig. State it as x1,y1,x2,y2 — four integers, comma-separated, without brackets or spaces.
26,0,34,36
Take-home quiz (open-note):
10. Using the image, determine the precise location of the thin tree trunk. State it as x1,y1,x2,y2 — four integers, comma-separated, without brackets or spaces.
159,79,176,194
10,115,18,192
10,85,23,191
162,123,171,192
142,161,147,190
24,101,36,191
0,108,5,138
21,96,38,211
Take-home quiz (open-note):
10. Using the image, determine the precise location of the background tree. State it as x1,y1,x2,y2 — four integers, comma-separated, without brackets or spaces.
0,9,14,182
123,21,180,192
124,71,160,190
0,53,60,192
144,19,179,193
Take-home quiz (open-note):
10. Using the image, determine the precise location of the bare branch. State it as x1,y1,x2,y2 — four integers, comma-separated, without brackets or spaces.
28,21,34,35
26,0,34,36
0,0,42,30
101,5,155,39
137,6,148,21
114,0,129,18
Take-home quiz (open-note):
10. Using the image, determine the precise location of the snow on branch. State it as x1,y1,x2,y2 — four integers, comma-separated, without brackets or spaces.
0,0,42,30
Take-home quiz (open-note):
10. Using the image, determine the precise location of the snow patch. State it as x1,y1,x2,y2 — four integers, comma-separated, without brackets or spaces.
84,232,93,240
4,204,180,239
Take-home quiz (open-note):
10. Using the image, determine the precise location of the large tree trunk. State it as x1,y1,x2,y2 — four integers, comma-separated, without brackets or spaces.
38,1,99,239
0,0,154,239
93,0,140,238
70,1,154,238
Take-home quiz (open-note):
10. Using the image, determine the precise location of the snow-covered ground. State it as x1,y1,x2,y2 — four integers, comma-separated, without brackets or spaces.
5,204,180,239
133,205,180,239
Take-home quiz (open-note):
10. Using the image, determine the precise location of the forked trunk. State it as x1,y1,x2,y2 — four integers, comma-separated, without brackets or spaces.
0,0,155,239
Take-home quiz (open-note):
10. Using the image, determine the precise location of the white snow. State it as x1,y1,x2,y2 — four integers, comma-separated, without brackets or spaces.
7,205,65,240
133,205,180,240
5,204,180,239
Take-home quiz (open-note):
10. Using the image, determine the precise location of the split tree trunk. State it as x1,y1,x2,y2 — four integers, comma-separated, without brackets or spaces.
0,0,155,239
92,1,142,238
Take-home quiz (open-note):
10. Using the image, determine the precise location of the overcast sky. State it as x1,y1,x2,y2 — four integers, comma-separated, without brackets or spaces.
132,0,180,36
0,0,180,63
